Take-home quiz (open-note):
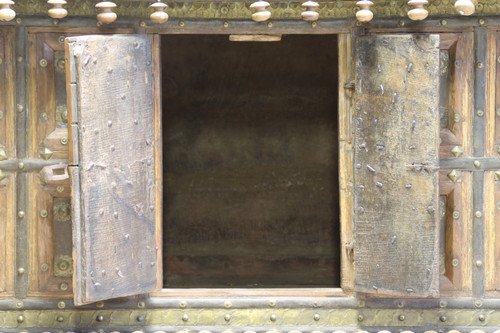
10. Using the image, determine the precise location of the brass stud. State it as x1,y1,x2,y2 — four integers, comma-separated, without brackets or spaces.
17,315,24,323
439,300,447,308
224,314,231,321
15,301,23,308
447,170,460,183
17,267,25,275
96,314,104,322
40,210,48,218
398,19,405,26
311,21,317,28
439,315,447,322
475,299,483,308
40,147,53,160
17,104,24,112
223,21,229,28
41,263,49,271
137,301,145,308
39,59,48,67
96,301,104,308
358,314,364,321
60,282,68,290
181,313,189,322
270,314,277,321
478,314,486,321
399,314,405,321
18,210,25,218
57,315,64,322
15,17,21,23
0,148,7,161
440,19,447,25
478,18,485,25
476,260,483,267
269,299,276,307
452,211,459,219
224,300,232,308
179,300,187,308
18,162,24,169
495,171,500,181
57,301,65,309
56,186,64,193
313,313,320,321
453,113,461,122
178,20,185,27
60,137,68,145
477,62,484,69
477,109,484,117
474,160,481,168
136,315,144,322
17,56,23,63
139,20,146,27
452,258,459,267
475,210,482,218
451,146,463,157
267,21,273,28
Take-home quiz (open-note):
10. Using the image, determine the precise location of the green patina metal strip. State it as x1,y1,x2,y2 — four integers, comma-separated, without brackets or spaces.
11,0,500,20
1,308,500,328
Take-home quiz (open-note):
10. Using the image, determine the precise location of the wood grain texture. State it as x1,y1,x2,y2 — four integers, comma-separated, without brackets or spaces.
439,170,472,296
338,32,354,294
438,32,473,159
353,34,440,297
0,27,15,297
66,35,159,305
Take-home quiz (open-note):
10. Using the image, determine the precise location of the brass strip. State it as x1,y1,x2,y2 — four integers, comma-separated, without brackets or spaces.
11,0,500,19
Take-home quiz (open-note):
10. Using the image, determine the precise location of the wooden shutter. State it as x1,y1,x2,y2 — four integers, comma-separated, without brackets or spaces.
65,35,161,305
353,34,440,297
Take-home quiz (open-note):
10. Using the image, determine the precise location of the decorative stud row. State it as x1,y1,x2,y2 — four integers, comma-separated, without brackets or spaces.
356,0,476,22
0,0,476,23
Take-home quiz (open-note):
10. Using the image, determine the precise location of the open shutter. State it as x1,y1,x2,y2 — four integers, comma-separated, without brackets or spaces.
65,35,161,305
353,34,440,297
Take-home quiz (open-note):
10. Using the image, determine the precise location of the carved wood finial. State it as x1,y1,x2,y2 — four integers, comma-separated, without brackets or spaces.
301,1,319,22
355,0,374,22
150,1,168,24
250,1,271,22
454,0,475,15
407,0,428,20
47,0,67,19
0,0,15,22
96,1,117,24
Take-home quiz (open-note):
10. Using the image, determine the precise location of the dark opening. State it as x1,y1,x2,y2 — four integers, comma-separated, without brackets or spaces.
161,34,340,288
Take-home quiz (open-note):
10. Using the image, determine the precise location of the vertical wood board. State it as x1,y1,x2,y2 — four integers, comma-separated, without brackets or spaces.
354,34,440,297
66,35,158,305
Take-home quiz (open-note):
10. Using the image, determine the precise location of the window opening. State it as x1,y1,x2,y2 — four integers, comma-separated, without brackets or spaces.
161,34,340,288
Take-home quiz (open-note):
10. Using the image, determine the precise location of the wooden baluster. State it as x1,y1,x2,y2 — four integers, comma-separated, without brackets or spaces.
356,0,374,22
250,1,271,22
0,0,15,21
96,1,117,24
454,0,475,15
301,1,319,22
47,0,67,19
407,0,428,20
150,1,168,24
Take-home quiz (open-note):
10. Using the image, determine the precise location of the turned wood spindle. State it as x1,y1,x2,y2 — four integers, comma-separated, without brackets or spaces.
96,1,117,24
301,1,319,22
150,1,168,24
47,0,67,19
407,0,428,20
356,0,374,22
250,1,271,22
0,0,15,21
454,0,475,15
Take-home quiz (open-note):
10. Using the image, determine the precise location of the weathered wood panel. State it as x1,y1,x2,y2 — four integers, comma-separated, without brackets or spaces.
0,27,15,297
162,35,340,288
66,35,160,304
27,32,73,297
438,33,473,159
354,34,440,297
439,170,472,296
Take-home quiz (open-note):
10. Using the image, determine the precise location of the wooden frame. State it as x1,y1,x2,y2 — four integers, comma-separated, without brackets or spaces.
0,27,16,298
